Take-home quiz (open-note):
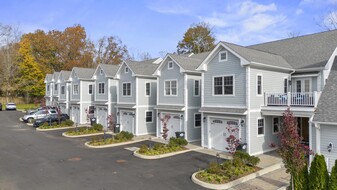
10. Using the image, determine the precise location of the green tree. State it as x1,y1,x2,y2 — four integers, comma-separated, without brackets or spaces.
309,154,329,190
329,159,337,190
17,35,45,98
293,165,309,190
95,36,130,64
177,22,215,54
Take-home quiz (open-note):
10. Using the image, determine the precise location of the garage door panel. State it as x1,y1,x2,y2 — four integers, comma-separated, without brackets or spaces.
210,118,239,152
121,111,134,133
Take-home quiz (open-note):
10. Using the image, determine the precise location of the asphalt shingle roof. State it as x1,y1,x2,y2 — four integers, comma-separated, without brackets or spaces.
248,30,337,69
313,56,337,123
52,72,60,81
73,67,95,79
45,74,53,82
59,70,71,80
169,51,210,72
125,58,160,76
99,64,119,77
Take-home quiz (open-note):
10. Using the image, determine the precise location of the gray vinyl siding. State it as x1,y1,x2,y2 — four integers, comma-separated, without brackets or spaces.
81,81,94,102
320,124,337,172
250,67,289,109
70,76,80,101
118,64,136,103
311,125,316,153
110,79,118,103
95,72,108,101
317,71,323,91
312,77,317,92
59,78,67,100
136,107,156,135
187,75,202,108
203,47,246,107
249,113,279,155
186,108,201,141
53,83,59,96
158,58,184,105
137,77,157,106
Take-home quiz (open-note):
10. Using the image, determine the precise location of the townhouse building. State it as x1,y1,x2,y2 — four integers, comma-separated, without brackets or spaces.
57,70,71,115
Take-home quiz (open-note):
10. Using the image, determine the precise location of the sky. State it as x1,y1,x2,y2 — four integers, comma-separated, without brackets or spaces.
1,0,337,58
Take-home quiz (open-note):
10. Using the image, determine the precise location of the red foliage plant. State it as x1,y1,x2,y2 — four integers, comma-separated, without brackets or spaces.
225,124,241,154
159,114,171,140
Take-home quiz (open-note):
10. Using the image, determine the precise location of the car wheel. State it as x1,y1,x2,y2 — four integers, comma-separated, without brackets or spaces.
28,118,34,123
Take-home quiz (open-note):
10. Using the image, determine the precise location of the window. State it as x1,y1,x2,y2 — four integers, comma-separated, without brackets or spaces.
47,85,50,92
100,69,103,75
213,76,234,95
194,113,201,128
73,84,79,95
194,80,200,96
125,66,129,73
123,82,131,96
304,79,310,92
168,61,173,69
145,83,151,96
88,84,93,95
146,111,153,123
98,83,105,94
257,75,262,95
164,80,177,96
296,80,301,93
257,118,264,136
284,78,288,93
273,117,279,134
55,84,58,91
61,86,65,95
219,51,227,62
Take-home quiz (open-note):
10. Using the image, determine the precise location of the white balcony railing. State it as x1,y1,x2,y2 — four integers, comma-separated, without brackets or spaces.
265,91,321,107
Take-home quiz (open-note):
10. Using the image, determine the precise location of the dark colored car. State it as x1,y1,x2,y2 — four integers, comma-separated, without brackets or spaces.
0,103,2,111
33,114,70,128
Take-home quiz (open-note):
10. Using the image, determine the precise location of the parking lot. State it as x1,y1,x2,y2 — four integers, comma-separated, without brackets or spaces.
0,111,218,190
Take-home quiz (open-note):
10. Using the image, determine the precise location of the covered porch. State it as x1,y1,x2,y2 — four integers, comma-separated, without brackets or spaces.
264,91,321,107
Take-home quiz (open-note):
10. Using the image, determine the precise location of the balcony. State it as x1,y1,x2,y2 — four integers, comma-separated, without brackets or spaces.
265,92,321,107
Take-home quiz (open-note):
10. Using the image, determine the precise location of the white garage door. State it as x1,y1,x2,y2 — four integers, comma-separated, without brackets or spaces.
97,108,108,129
210,118,239,152
164,114,181,139
71,106,80,124
121,111,134,133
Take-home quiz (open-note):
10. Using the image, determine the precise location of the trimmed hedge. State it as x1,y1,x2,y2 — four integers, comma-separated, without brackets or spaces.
309,154,329,190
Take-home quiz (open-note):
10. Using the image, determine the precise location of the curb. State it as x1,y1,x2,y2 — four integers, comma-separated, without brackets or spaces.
62,131,113,138
84,138,147,148
277,186,288,190
133,148,192,160
36,126,76,131
27,123,33,126
191,162,282,190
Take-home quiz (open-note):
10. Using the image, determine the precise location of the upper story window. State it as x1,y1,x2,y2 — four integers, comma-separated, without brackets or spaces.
73,84,79,95
88,84,93,95
168,61,173,69
47,85,50,92
98,83,105,94
146,111,153,123
61,86,65,95
257,75,262,95
55,84,58,91
123,82,131,96
219,51,228,62
258,118,264,136
165,80,177,96
194,113,201,128
194,80,200,96
125,66,129,73
100,69,103,75
145,82,151,96
284,78,288,93
213,75,234,95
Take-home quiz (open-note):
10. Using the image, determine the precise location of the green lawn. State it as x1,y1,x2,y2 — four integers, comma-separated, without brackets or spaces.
15,104,39,110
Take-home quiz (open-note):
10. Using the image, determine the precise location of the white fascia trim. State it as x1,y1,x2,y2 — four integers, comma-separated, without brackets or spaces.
250,61,294,71
199,110,247,115
153,54,170,76
247,66,251,155
324,47,337,70
135,77,139,135
310,121,337,125
201,72,204,107
291,74,319,78
184,74,188,140
107,79,111,115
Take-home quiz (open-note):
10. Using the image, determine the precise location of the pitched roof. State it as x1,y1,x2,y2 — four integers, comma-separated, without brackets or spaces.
222,42,292,69
169,51,210,72
45,74,53,82
73,67,95,79
59,70,71,81
52,72,60,81
248,30,337,69
154,105,185,111
313,56,337,123
199,107,247,115
99,64,119,77
124,58,160,76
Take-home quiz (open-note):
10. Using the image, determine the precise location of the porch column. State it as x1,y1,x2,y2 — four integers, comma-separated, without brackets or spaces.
287,92,291,106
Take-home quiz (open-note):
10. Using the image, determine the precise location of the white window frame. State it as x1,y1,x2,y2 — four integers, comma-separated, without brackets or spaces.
257,117,265,137
125,66,129,73
98,82,105,94
61,85,65,95
256,74,263,96
164,80,178,96
100,69,103,75
212,75,235,96
194,80,200,96
168,61,173,70
145,82,151,97
73,84,79,95
219,50,228,62
284,77,288,93
122,82,132,97
194,113,201,128
88,84,93,95
272,117,280,135
145,111,153,123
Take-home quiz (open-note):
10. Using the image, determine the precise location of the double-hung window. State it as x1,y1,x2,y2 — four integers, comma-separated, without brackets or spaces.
214,76,234,95
145,83,151,96
98,83,105,94
284,78,288,93
194,113,201,128
88,84,93,95
257,118,265,136
194,80,200,96
55,84,58,91
257,75,262,95
47,85,50,92
219,51,227,62
145,111,152,123
165,80,177,96
61,86,65,95
123,83,131,96
73,84,79,95
168,61,173,69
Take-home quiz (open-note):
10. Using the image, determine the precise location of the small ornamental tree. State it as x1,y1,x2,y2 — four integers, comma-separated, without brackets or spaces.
85,108,90,123
277,108,312,189
107,113,116,132
159,114,171,140
309,154,329,190
225,124,241,154
329,159,337,190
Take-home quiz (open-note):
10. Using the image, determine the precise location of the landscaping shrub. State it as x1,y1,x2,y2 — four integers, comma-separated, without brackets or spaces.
294,165,309,190
309,154,329,190
138,144,149,154
64,119,74,126
92,123,103,131
115,131,133,141
329,159,337,190
168,137,188,147
233,151,260,167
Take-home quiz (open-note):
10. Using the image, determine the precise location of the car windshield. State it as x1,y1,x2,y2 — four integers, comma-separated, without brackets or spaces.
50,110,57,114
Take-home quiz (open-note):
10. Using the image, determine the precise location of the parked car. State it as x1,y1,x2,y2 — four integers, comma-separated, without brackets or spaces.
26,106,56,115
0,103,2,111
33,114,70,128
22,109,57,123
6,103,16,111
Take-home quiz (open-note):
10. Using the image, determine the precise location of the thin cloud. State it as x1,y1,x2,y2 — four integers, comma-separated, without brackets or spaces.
296,9,304,15
147,3,191,15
